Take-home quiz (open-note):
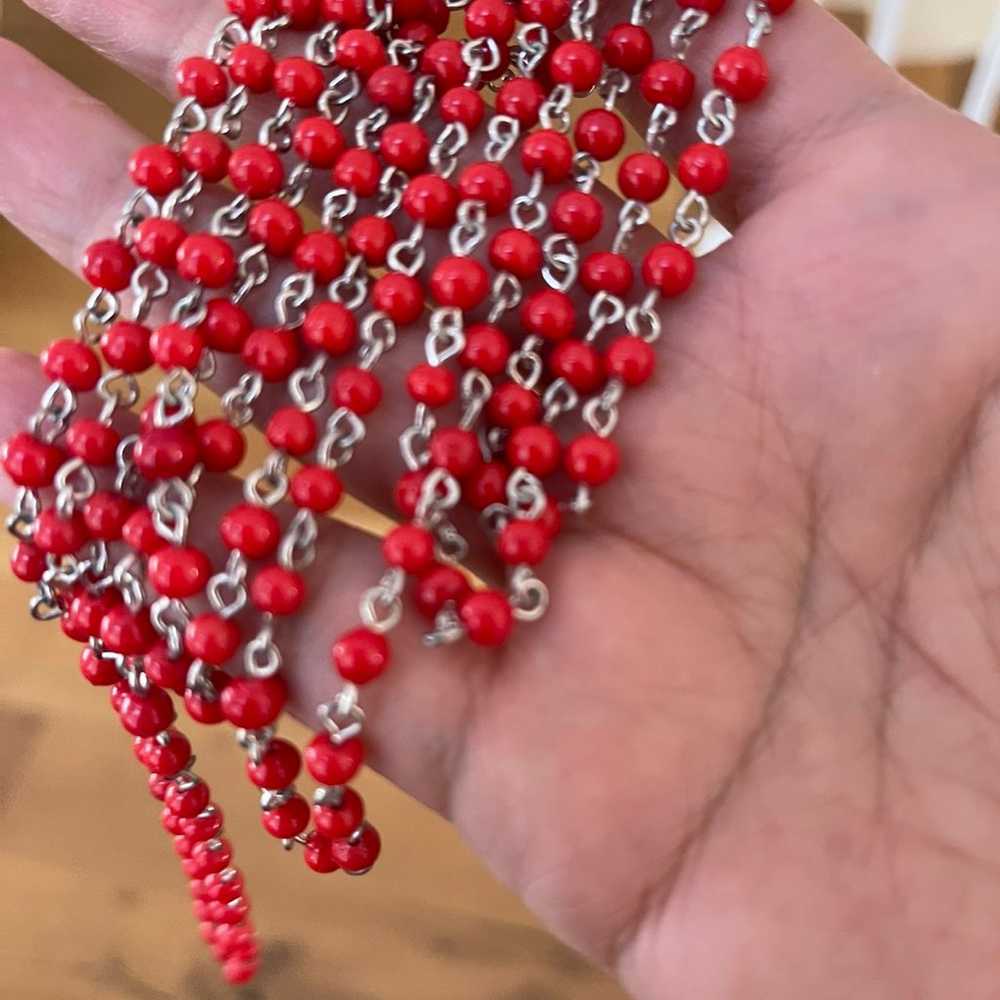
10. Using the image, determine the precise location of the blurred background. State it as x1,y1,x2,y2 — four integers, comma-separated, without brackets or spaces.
1,1,998,997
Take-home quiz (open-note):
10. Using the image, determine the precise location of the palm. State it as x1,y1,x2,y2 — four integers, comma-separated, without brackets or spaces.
3,2,1000,997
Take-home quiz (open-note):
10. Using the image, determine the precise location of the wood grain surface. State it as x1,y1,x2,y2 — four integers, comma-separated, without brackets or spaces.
0,2,983,997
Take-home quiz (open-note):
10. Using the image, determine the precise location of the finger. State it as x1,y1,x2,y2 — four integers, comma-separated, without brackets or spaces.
603,0,915,219
21,0,221,93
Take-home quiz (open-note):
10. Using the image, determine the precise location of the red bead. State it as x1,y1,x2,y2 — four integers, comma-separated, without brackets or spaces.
274,56,326,107
228,43,275,93
383,524,436,574
403,174,459,228
228,144,284,198
228,0,277,26
463,460,508,511
564,433,620,485
291,466,343,512
332,627,390,684
150,322,204,371
3,432,63,488
520,130,573,183
304,733,365,785
574,109,625,161
209,896,250,926
134,218,186,269
640,59,695,109
149,546,211,599
766,0,795,14
329,822,381,873
176,234,236,288
183,669,231,724
333,148,382,197
122,508,166,555
246,738,301,789
373,273,424,325
204,299,251,353
332,366,382,415
277,0,322,27
10,541,46,583
40,338,100,391
223,959,258,986
366,65,415,114
551,190,603,243
430,257,489,310
82,491,134,541
550,40,603,92
197,419,246,473
336,29,386,77
139,730,192,776
32,509,87,556
165,779,211,818
199,867,243,901
82,239,134,291
498,518,550,566
489,228,540,279
406,363,456,407
242,327,300,381
185,613,241,663
100,606,157,655
397,19,438,46
144,642,192,695
517,0,569,28
134,428,200,480
459,591,513,646
440,86,485,129
394,469,427,518
303,832,340,874
266,406,317,456
262,794,311,838
100,321,152,372
581,251,634,296
496,77,546,126
347,215,396,265
313,787,365,839
429,427,482,478
220,503,280,559
293,117,345,168
148,774,171,801
221,675,288,728
321,0,366,25
188,838,234,879
678,142,731,195
522,289,575,341
604,23,653,73
465,0,516,40
379,122,430,174
461,323,509,376
642,242,696,297
420,38,466,89
619,153,669,202
176,57,228,107
303,302,356,354
250,565,307,615
80,646,120,686
487,382,540,428
414,564,471,619
128,144,183,196
118,686,175,740
507,424,561,477
458,162,512,216
606,335,656,386
714,45,769,102
550,340,604,393
180,131,231,182
248,200,304,257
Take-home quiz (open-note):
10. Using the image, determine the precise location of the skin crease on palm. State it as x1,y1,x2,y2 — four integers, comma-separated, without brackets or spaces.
3,0,1000,996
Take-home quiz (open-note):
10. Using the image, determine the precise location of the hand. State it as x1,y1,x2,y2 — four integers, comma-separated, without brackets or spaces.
4,3,1000,997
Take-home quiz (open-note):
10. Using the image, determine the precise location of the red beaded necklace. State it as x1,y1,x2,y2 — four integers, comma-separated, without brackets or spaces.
3,0,792,984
